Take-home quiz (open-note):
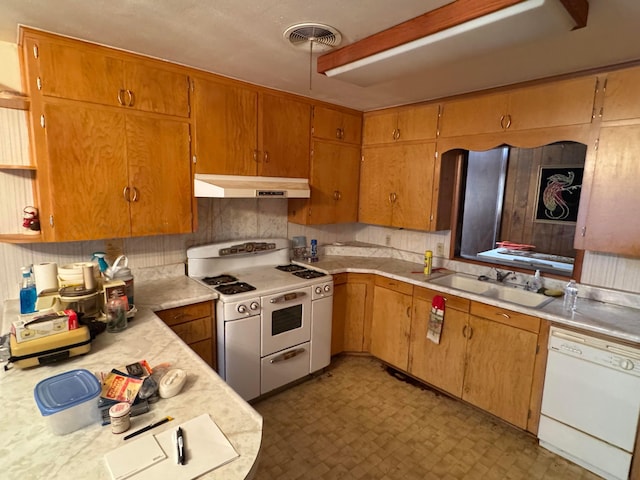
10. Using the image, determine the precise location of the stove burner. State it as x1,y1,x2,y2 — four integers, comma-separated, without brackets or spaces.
202,274,238,286
292,269,326,279
275,264,306,272
215,282,257,295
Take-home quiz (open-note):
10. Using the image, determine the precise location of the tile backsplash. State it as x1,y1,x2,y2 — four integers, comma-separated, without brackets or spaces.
1,200,639,304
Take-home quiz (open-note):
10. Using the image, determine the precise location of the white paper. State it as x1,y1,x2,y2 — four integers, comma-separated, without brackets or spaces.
124,413,239,480
104,434,167,480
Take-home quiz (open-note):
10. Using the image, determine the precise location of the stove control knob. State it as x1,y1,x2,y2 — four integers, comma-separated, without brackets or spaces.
237,304,248,314
620,359,634,371
250,301,260,311
314,286,323,295
324,284,331,293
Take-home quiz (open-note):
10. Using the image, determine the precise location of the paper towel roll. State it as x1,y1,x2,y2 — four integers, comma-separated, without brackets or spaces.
33,262,58,294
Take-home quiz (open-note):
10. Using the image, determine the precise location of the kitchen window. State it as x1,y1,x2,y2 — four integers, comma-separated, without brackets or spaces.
451,141,587,277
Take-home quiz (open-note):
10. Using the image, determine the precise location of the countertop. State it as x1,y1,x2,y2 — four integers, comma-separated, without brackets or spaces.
306,254,640,345
0,301,261,480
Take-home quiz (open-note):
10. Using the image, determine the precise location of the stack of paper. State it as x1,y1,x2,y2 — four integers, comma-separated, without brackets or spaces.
105,413,239,480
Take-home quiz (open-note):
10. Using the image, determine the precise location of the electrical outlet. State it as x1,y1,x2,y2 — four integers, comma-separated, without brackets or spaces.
436,242,445,256
105,238,124,264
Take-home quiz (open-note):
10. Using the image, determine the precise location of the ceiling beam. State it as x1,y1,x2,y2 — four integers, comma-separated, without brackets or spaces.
558,0,589,29
317,0,589,75
317,0,527,75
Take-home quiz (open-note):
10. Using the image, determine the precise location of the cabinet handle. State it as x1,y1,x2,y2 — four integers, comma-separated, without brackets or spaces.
117,89,125,106
126,89,134,107
131,187,139,202
388,192,393,204
333,190,340,201
395,128,401,140
32,44,39,59
123,186,131,202
172,313,188,322
498,312,511,319
467,326,473,339
500,115,506,129
406,306,411,317
336,127,343,139
462,325,467,338
336,190,342,200
36,77,42,91
391,192,398,203
462,325,474,339
391,128,397,140
253,150,259,162
505,114,512,129
263,150,269,163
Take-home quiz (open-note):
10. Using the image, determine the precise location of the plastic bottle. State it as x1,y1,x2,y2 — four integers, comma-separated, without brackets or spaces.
19,267,37,314
563,279,578,312
310,239,318,262
424,250,433,275
529,270,543,293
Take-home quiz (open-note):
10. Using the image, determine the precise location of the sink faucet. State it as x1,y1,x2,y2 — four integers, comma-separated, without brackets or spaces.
495,269,516,283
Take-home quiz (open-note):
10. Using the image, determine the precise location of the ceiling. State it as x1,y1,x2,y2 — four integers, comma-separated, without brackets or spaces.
1,0,639,111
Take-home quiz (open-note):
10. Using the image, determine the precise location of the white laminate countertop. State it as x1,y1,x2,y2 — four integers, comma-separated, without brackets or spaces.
306,255,640,345
0,302,261,480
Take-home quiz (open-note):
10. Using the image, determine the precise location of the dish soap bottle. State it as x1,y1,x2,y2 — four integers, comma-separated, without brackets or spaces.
529,270,543,293
19,266,37,314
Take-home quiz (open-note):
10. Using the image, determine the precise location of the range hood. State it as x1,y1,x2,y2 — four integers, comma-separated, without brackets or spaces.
194,174,310,198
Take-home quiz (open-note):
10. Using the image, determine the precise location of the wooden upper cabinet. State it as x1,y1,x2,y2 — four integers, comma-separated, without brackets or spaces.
126,115,193,237
601,66,640,122
363,103,439,145
576,124,640,256
359,143,436,230
440,76,597,137
313,105,362,144
288,140,360,225
24,30,189,117
192,77,258,175
259,93,311,178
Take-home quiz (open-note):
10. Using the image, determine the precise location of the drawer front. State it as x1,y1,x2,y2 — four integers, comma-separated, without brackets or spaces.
156,301,212,326
374,276,413,295
413,285,470,313
470,302,540,333
169,316,212,344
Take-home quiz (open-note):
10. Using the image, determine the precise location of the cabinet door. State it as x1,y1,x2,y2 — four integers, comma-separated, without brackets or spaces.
370,285,412,370
43,103,130,241
508,76,596,131
363,111,398,145
395,104,439,142
126,115,193,236
124,61,190,117
193,77,258,175
36,39,123,107
392,143,435,230
331,275,370,354
601,66,640,122
408,294,468,397
358,146,395,226
259,93,311,178
313,106,362,144
440,92,508,137
463,315,538,429
579,125,640,256
307,141,360,224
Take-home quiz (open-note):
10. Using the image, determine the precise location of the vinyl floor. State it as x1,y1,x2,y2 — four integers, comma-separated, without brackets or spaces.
252,355,601,480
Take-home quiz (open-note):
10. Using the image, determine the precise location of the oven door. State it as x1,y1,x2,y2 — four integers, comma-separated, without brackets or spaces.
261,286,311,356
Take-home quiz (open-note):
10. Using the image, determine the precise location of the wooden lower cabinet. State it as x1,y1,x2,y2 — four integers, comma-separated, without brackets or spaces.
462,303,540,430
369,277,413,370
331,273,374,355
408,286,469,398
155,301,216,369
367,276,547,433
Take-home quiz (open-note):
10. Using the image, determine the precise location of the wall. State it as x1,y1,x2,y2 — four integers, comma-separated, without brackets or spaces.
0,41,22,92
0,198,287,303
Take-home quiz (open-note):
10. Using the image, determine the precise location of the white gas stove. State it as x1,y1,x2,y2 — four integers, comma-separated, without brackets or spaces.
187,238,333,401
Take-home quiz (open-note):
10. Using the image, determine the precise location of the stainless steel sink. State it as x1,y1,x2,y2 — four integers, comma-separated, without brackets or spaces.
428,273,554,309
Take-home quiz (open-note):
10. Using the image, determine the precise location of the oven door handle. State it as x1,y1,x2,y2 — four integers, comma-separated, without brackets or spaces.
269,291,307,304
270,347,306,364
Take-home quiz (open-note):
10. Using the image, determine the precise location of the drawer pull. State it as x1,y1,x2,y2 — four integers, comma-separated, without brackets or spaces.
270,347,306,363
498,312,511,319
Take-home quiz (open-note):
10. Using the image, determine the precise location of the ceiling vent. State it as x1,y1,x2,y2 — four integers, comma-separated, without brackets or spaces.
283,23,342,52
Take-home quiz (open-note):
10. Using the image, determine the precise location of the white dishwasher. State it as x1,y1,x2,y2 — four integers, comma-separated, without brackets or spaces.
539,327,640,480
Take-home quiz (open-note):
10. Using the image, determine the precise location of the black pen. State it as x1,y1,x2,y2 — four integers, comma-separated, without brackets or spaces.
176,427,186,465
123,416,173,440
